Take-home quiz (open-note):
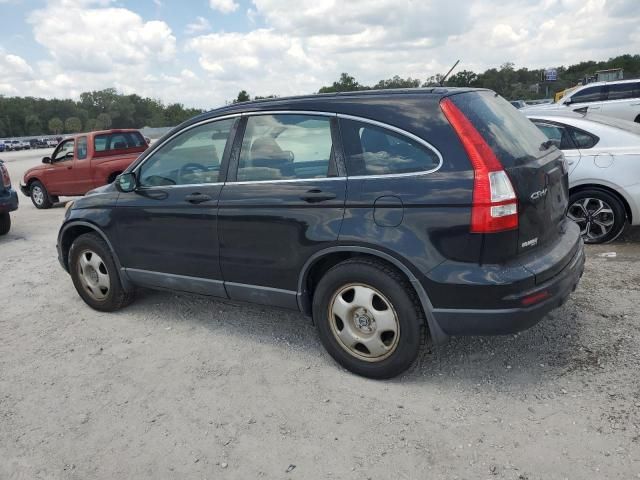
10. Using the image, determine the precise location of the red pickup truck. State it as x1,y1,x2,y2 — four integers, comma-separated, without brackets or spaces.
21,129,148,209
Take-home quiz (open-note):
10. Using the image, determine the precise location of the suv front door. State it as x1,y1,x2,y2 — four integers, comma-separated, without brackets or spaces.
218,113,346,309
114,116,239,296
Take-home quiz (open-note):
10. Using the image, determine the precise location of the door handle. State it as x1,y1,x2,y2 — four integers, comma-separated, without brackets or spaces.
184,192,213,204
300,189,336,203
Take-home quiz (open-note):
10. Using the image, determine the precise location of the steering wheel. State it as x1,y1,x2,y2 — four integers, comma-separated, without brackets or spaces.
179,162,207,182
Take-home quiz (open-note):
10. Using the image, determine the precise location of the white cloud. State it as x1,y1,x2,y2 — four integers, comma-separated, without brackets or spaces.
0,51,35,95
209,0,238,14
4,0,640,109
185,16,212,35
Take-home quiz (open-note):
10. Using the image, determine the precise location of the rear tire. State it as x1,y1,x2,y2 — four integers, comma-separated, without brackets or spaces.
69,233,135,311
30,181,53,209
313,258,425,379
568,188,626,243
0,213,10,235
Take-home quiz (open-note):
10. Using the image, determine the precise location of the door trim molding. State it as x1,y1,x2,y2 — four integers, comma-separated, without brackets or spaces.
124,268,227,298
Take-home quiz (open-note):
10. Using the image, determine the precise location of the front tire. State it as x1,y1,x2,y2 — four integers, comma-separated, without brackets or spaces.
68,233,135,311
313,258,425,379
30,181,53,209
567,189,626,243
0,213,10,235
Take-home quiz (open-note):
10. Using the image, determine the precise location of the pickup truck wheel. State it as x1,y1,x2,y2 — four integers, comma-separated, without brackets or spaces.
0,213,10,235
30,181,53,209
313,258,425,379
69,233,135,311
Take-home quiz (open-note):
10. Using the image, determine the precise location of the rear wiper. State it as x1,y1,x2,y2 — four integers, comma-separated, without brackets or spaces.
540,139,555,151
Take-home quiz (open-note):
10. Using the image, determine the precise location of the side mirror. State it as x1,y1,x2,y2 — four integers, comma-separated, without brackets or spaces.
42,157,51,164
549,138,562,148
116,172,137,192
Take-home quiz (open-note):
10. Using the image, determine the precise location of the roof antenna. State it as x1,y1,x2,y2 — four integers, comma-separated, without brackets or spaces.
440,59,460,86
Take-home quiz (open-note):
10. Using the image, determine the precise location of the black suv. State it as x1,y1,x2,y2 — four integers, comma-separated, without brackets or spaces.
57,89,584,378
0,160,18,235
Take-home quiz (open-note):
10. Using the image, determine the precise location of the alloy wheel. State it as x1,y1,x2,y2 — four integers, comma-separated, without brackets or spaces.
32,186,44,206
328,283,400,362
567,197,615,242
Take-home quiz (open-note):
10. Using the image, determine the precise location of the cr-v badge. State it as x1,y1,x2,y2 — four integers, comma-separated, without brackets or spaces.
530,187,548,201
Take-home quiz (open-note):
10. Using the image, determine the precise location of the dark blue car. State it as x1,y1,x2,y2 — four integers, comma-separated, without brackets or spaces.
0,160,19,235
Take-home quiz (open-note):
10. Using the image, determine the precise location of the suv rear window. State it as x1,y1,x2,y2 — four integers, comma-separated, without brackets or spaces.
449,91,549,166
94,132,146,153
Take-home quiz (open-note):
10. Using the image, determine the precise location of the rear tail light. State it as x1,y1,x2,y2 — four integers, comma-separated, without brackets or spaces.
0,163,10,188
440,98,518,233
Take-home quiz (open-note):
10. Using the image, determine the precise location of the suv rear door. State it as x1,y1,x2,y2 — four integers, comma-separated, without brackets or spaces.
218,112,346,309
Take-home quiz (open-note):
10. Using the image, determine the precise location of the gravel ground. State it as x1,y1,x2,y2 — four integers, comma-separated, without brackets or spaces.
1,149,639,480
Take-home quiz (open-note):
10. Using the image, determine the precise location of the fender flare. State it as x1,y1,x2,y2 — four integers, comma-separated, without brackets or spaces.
58,220,133,291
297,246,449,345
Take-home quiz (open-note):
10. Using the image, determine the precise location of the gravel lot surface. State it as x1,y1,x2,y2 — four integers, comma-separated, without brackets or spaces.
1,149,639,479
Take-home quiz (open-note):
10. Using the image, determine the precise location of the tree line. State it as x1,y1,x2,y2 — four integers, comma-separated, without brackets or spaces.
234,53,640,104
0,88,203,138
2,54,638,138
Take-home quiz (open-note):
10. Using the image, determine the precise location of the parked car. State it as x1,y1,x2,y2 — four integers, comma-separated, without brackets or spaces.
7,140,22,151
0,159,19,235
30,138,49,149
527,112,640,243
510,100,527,109
18,140,30,150
46,138,59,148
20,129,147,209
56,89,585,379
524,79,640,123
0,142,5,153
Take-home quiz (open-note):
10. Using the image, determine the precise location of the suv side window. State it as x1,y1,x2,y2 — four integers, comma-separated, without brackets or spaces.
569,86,604,104
607,82,640,100
339,118,440,176
533,122,576,150
568,127,598,149
52,139,75,162
236,114,333,182
76,136,88,160
138,118,235,187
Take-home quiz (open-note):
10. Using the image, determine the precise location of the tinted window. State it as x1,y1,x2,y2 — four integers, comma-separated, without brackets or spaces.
237,114,333,182
139,118,235,187
569,86,603,103
53,140,74,161
569,128,598,149
94,131,146,153
532,122,575,150
451,91,549,166
340,119,439,176
607,82,639,100
76,136,87,160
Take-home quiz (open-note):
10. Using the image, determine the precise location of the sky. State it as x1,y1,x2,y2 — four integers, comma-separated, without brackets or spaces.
0,0,638,109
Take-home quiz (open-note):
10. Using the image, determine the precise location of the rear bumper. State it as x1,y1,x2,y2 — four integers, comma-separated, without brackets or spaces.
431,242,584,335
0,188,19,213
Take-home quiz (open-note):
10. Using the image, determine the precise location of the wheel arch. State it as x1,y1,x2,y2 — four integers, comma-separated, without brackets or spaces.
297,246,449,345
59,221,132,291
569,183,633,224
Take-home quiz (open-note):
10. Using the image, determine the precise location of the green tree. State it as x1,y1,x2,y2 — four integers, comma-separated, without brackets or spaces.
318,73,367,93
96,112,112,130
85,118,97,131
373,75,421,89
48,117,64,134
24,114,42,136
64,117,82,133
233,90,251,103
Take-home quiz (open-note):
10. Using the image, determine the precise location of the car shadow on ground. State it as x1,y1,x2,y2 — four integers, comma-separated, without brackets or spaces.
120,286,593,388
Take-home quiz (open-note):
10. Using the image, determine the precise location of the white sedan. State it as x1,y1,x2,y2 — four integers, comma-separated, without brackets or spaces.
527,112,640,243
